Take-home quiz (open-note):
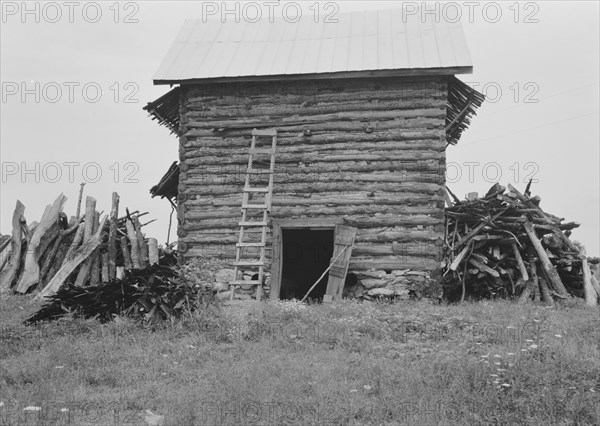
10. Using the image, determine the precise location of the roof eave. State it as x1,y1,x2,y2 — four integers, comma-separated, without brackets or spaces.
153,66,473,85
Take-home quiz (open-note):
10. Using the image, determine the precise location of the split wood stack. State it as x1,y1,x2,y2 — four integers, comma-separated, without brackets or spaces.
0,189,161,299
443,183,600,306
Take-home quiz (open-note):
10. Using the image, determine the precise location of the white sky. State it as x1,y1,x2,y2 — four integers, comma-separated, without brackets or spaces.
1,1,599,255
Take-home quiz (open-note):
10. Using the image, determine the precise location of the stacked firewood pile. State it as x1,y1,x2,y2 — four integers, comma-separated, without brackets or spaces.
0,186,165,299
442,183,600,305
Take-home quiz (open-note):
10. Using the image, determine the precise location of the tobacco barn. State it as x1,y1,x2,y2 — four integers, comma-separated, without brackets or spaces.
145,10,484,302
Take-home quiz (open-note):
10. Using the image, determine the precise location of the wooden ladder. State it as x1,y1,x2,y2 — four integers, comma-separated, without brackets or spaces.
229,128,277,301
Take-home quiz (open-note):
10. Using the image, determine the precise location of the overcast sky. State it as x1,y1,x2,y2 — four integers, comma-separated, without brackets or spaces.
1,1,599,255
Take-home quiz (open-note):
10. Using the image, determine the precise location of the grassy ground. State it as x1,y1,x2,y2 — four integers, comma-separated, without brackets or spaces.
1,293,599,425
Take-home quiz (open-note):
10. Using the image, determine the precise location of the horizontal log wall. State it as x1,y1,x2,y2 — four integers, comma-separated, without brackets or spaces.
177,76,448,277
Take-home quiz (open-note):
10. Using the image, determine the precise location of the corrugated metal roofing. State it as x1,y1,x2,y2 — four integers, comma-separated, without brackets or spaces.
153,9,473,84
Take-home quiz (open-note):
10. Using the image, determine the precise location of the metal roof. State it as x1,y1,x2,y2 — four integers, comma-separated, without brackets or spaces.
153,9,473,84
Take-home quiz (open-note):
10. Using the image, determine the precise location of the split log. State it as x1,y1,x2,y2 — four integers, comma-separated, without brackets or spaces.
468,258,500,278
518,279,533,303
120,236,133,271
133,217,147,268
186,98,447,118
186,79,446,101
519,249,540,304
45,233,75,283
36,216,107,299
529,248,541,303
148,238,159,266
511,243,529,282
523,219,569,298
184,130,445,151
0,201,25,292
140,241,150,269
450,243,472,271
75,182,85,218
64,223,85,263
37,212,66,261
82,197,97,240
15,194,67,293
186,111,443,130
188,206,442,222
73,197,97,287
40,234,65,284
579,246,597,306
343,215,442,228
352,242,441,258
184,171,444,187
74,254,93,287
183,151,443,167
101,252,109,283
89,212,101,286
125,220,141,269
538,276,554,306
184,140,445,159
184,191,440,208
181,180,444,197
356,229,442,244
108,192,120,279
185,204,440,221
349,256,439,271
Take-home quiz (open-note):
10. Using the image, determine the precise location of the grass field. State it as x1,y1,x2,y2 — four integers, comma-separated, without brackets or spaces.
1,293,599,425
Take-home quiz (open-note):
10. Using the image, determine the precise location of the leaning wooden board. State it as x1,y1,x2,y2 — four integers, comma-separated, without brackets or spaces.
324,225,357,301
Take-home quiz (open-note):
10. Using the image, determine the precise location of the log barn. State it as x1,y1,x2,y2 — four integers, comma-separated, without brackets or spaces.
145,10,484,301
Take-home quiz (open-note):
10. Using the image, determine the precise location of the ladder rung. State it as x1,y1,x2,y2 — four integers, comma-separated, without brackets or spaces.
252,129,277,136
233,261,264,267
230,280,262,285
243,187,269,193
239,221,267,227
249,148,275,155
242,203,268,209
236,242,265,247
247,168,273,174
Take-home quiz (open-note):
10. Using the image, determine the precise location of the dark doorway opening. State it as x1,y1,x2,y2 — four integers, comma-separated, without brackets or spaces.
279,229,334,301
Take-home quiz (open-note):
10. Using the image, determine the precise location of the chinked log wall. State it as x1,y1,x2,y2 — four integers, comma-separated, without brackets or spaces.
176,76,448,276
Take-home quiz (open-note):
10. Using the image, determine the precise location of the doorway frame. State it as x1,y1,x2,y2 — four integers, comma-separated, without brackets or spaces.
270,218,342,300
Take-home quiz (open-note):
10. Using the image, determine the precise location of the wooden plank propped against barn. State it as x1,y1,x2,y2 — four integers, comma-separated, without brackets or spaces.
324,225,357,302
